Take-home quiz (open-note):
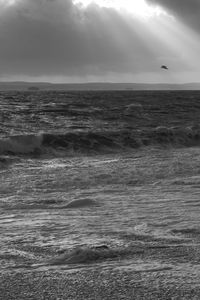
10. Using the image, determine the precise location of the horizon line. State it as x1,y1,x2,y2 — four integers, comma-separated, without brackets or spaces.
0,81,200,85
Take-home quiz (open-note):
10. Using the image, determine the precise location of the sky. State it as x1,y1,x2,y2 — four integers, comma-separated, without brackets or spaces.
0,0,200,83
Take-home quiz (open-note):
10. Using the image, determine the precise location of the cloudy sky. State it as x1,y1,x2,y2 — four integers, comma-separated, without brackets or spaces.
0,0,200,83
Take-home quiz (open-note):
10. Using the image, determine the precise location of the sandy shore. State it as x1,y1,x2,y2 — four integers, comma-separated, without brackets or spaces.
1,264,200,300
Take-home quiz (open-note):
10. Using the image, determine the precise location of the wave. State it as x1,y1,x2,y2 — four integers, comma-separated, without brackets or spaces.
0,134,43,155
48,245,136,265
146,126,200,147
171,227,200,238
8,198,98,210
0,156,18,168
47,237,190,266
1,125,200,156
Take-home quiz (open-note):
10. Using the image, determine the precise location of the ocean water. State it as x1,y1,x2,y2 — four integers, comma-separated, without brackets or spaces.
1,90,200,277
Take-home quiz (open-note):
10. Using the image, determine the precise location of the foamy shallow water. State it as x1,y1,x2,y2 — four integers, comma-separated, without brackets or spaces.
1,146,200,273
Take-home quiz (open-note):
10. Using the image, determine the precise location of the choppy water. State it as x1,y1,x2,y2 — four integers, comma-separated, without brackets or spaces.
1,90,200,276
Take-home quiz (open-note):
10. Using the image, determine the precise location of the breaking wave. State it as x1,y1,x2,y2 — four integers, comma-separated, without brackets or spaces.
0,134,43,155
0,125,200,156
48,245,133,265
0,156,18,168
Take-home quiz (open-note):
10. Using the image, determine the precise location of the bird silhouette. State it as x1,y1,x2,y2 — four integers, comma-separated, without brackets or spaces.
161,65,168,70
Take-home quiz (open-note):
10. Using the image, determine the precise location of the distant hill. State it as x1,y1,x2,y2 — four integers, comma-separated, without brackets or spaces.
0,81,200,91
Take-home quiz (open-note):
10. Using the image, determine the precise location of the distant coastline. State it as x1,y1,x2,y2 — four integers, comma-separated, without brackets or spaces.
0,81,200,91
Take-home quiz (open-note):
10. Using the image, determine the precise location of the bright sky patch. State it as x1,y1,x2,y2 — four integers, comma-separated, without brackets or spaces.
73,0,166,18
1,0,16,4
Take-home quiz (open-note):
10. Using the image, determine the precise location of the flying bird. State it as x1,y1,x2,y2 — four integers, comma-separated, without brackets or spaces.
161,65,168,70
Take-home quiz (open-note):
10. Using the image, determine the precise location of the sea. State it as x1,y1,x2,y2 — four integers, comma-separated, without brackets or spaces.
1,90,200,292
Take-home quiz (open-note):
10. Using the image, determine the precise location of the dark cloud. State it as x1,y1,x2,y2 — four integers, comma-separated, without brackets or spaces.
0,0,171,80
147,0,200,31
0,0,199,81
